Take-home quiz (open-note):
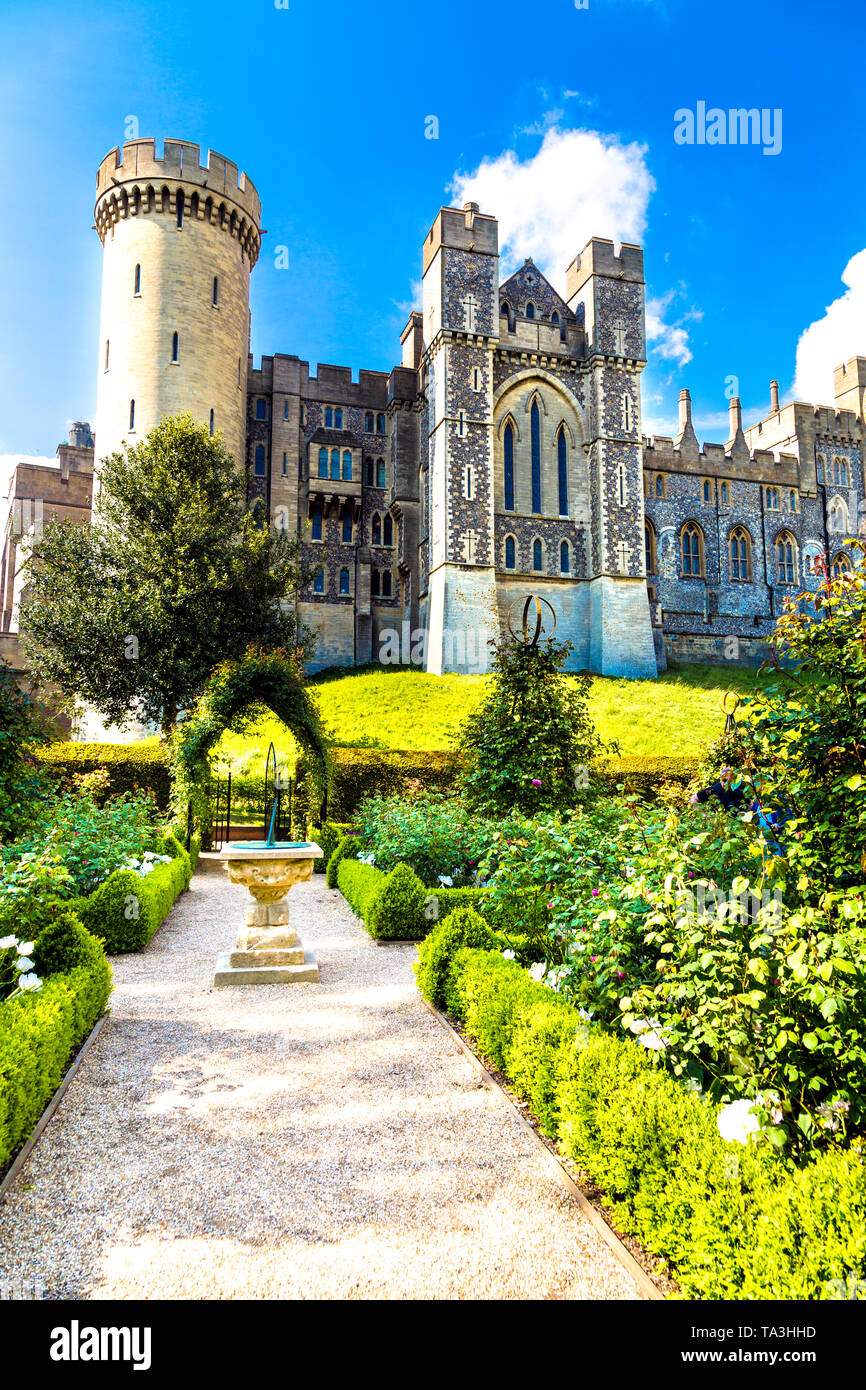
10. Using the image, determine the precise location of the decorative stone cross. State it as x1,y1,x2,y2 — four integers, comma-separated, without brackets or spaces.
612,322,627,356
463,293,479,332
463,529,478,563
616,539,631,573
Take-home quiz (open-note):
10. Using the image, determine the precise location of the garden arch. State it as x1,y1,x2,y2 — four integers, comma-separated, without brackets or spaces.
171,647,331,833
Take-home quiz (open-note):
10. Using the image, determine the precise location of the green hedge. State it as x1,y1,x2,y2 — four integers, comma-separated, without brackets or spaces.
0,911,112,1171
430,943,866,1300
71,838,192,953
317,748,462,821
35,741,172,810
336,858,541,950
595,755,700,797
326,833,358,889
312,821,352,875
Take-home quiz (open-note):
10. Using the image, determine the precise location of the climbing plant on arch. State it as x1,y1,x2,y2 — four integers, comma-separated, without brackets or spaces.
171,645,330,831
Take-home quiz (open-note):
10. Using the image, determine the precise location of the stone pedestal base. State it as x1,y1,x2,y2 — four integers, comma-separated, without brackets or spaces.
213,904,319,988
215,842,323,988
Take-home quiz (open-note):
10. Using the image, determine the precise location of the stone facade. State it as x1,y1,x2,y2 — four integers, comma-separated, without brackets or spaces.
16,136,864,687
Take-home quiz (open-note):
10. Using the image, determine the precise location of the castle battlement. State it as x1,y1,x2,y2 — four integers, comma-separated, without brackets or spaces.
643,433,802,484
566,238,645,296
96,139,260,223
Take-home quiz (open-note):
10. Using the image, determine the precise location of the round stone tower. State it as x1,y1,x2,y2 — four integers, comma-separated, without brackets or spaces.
93,138,261,474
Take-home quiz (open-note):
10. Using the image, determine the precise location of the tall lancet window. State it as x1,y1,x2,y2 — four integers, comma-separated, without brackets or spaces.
531,401,541,514
617,460,627,507
557,428,568,516
504,422,515,512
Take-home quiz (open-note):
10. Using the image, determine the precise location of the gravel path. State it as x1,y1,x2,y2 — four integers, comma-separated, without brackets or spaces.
0,859,642,1300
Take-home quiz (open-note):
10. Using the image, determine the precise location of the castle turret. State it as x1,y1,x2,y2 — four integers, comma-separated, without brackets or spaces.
420,202,500,675
93,138,261,475
834,357,866,420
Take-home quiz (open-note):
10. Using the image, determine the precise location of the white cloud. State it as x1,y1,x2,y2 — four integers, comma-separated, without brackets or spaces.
794,249,866,405
449,126,656,284
646,292,694,367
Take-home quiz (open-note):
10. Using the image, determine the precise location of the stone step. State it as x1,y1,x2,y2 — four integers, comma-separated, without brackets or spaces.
228,946,306,969
213,950,320,988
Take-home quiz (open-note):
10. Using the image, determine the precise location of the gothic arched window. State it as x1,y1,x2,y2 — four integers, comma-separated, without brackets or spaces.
383,514,393,547
339,568,350,595
318,447,328,478
504,422,515,511
254,445,266,477
532,538,543,572
557,428,568,516
330,448,340,480
342,450,353,480
681,522,703,577
311,508,323,541
829,498,848,532
832,551,852,579
504,535,516,570
372,513,382,546
334,408,344,430
560,540,570,574
775,531,796,584
255,398,267,420
530,401,541,514
526,301,536,319
313,567,324,593
551,311,560,326
655,473,665,498
644,520,657,573
376,458,386,487
730,526,752,581
365,412,374,433
377,413,386,435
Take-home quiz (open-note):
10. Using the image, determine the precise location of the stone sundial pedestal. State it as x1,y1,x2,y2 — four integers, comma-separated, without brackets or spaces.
214,842,323,987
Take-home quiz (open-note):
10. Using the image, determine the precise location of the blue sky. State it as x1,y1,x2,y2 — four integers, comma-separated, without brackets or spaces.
1,0,864,459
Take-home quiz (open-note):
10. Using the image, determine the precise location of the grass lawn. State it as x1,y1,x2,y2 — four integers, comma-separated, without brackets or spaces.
210,661,761,770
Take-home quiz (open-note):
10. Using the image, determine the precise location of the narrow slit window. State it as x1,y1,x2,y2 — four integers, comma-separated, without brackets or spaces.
171,331,179,363
533,538,543,571
176,191,184,228
129,399,135,431
104,339,110,371
212,276,219,306
134,264,141,294
209,409,215,437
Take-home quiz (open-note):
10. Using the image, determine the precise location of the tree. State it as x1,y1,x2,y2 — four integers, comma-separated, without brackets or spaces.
0,659,50,841
20,413,314,738
456,634,613,816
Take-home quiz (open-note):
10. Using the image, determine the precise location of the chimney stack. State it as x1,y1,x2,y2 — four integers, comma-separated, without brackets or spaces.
770,380,780,413
728,396,742,436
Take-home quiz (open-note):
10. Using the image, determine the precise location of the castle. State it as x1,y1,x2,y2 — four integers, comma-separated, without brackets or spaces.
2,136,864,687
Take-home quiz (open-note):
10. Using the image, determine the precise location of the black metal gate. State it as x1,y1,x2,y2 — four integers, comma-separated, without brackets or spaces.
209,766,294,851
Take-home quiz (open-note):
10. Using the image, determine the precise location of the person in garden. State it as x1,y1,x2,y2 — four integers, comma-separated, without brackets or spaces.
690,765,747,814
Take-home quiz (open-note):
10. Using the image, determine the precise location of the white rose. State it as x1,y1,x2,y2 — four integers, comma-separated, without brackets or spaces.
528,962,547,983
501,949,516,960
17,941,34,956
15,973,42,993
717,1098,761,1145
0,935,19,951
15,957,35,973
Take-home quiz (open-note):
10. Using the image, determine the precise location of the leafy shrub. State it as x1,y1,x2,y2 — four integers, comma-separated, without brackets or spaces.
0,910,112,1170
353,793,496,885
73,850,191,953
35,740,172,810
415,906,497,1009
441,946,866,1299
9,788,158,897
326,833,358,889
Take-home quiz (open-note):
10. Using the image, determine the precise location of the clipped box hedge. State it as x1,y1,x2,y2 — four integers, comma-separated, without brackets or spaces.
70,835,193,954
595,755,700,796
316,748,462,821
35,741,173,811
0,911,112,1171
312,821,352,874
423,938,866,1300
335,856,542,948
